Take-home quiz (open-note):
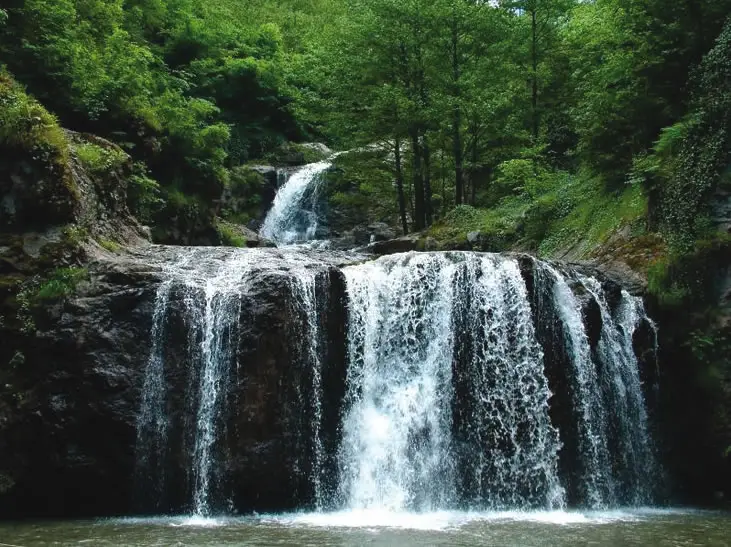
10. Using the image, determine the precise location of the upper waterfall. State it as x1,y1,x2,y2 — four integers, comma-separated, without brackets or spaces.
259,160,335,245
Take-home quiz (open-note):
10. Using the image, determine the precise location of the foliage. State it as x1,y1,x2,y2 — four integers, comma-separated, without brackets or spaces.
34,267,88,300
647,235,731,308
15,267,89,332
216,221,247,248
659,18,731,248
98,238,121,253
127,164,164,224
0,71,68,167
74,142,127,176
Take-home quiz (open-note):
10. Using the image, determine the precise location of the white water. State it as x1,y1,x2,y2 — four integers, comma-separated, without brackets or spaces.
581,279,656,505
190,254,253,515
135,252,198,508
543,265,615,507
137,248,659,518
455,255,563,509
340,253,565,512
288,260,327,508
341,253,458,511
260,161,334,244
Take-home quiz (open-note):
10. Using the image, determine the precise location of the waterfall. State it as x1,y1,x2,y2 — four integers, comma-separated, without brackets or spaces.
289,261,327,509
135,248,337,515
189,254,252,516
340,253,458,511
538,264,615,507
581,279,657,505
136,248,659,515
339,253,565,511
260,161,334,244
134,249,254,515
452,255,564,510
338,252,657,512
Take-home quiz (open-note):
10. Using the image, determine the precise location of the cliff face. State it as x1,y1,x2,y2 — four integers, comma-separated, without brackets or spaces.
0,246,349,517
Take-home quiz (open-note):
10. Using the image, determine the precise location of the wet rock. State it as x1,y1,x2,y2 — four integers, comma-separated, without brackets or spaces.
0,246,350,517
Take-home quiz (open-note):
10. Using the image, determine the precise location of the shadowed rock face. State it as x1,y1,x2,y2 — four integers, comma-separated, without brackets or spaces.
0,246,351,518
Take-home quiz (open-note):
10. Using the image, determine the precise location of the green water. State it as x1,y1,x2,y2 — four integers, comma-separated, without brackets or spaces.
1,509,730,546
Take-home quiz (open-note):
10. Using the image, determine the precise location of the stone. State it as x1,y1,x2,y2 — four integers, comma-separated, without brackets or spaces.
467,231,481,244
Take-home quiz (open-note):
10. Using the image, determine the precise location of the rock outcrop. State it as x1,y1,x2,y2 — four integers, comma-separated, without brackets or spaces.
0,246,351,517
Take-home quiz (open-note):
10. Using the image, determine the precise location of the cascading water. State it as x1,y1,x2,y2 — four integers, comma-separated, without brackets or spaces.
337,252,658,512
136,245,659,517
581,278,657,505
340,253,565,512
340,253,458,511
135,248,338,516
538,264,615,507
260,160,334,244
288,258,327,509
135,254,196,509
189,255,252,516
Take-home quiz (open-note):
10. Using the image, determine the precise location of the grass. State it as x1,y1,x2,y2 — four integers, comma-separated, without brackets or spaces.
73,142,128,177
98,238,121,253
537,176,647,257
216,220,247,247
428,169,648,259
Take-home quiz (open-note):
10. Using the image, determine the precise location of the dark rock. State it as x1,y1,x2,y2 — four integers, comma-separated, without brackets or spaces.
0,246,350,517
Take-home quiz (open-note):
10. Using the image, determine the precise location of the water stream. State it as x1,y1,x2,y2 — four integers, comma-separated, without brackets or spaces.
134,160,663,521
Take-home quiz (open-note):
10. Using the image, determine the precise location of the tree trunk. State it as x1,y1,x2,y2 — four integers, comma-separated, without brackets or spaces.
423,135,433,226
531,8,539,142
470,135,478,205
410,129,425,231
394,136,409,235
452,20,464,205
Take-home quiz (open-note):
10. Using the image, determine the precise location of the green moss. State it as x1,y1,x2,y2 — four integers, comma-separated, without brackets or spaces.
216,221,247,247
646,234,731,308
62,225,89,247
73,142,128,177
98,238,121,253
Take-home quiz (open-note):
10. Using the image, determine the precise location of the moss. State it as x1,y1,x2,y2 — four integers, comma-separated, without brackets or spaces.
73,142,128,177
216,221,247,248
647,234,731,308
98,238,121,253
62,225,89,247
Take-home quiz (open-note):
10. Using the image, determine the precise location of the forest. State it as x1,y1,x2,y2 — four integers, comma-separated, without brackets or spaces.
1,0,731,524
1,0,729,246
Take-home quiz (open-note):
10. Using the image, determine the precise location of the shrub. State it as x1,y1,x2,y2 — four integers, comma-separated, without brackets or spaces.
74,142,128,176
216,221,246,247
34,267,88,300
0,71,68,167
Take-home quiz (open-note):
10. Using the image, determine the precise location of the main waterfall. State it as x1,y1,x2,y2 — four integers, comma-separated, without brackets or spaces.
134,247,658,516
337,252,656,512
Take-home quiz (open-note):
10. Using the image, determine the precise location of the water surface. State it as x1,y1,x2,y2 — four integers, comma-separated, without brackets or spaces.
2,509,729,546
